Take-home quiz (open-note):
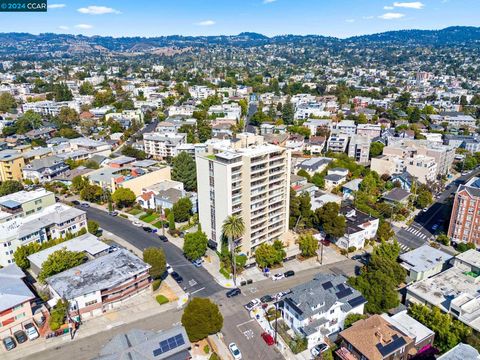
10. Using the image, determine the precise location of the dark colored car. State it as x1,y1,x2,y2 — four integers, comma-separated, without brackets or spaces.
13,330,27,344
71,200,80,205
284,270,295,278
142,226,153,233
171,271,183,283
261,332,275,346
2,336,16,351
260,295,273,303
226,288,241,298
320,239,331,246
158,235,168,242
80,203,90,208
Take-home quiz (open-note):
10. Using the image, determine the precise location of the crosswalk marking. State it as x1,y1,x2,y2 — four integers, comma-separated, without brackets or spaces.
405,227,428,240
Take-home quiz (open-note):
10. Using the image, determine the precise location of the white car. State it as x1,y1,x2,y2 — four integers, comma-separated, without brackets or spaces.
24,323,39,341
271,273,284,281
132,221,142,227
229,342,242,359
311,343,329,357
244,298,261,312
166,263,174,274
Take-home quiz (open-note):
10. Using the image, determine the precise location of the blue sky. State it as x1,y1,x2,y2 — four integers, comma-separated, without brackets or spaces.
0,0,479,38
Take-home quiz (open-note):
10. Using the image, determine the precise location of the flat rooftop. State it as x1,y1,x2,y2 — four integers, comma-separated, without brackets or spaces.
399,244,452,273
28,233,110,270
47,249,150,299
455,249,480,270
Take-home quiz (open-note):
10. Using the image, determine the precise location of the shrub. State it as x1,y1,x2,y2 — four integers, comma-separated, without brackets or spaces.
209,354,220,360
219,267,231,279
348,246,357,253
181,298,223,342
156,295,169,305
203,345,210,354
152,279,161,291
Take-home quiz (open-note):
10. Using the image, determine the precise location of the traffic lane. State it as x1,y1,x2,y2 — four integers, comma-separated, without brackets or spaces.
84,207,223,297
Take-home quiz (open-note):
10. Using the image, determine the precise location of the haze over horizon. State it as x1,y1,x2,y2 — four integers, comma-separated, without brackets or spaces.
0,0,478,39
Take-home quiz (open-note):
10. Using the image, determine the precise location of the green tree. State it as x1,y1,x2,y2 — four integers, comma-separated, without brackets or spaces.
369,142,384,158
296,169,311,182
222,215,245,285
49,299,69,331
298,233,318,258
87,220,99,234
311,173,325,189
172,198,193,222
171,152,197,191
181,297,223,342
315,202,346,239
121,145,147,160
0,180,23,196
183,230,208,261
344,313,368,328
13,242,41,269
437,233,450,246
57,107,79,125
53,82,73,102
79,81,95,95
38,248,85,283
93,88,115,107
168,211,176,231
282,98,294,124
143,247,166,279
376,220,394,242
254,241,286,268
112,188,136,208
408,303,471,353
71,175,88,193
0,92,17,113
415,189,433,209
80,184,103,203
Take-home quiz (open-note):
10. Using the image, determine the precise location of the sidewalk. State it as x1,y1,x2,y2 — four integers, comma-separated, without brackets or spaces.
3,291,180,360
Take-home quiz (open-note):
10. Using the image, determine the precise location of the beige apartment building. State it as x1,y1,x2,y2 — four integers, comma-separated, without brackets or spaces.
371,154,438,184
196,134,291,259
0,150,25,182
448,177,480,246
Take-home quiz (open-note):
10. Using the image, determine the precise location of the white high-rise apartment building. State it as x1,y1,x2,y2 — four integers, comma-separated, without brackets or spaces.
196,136,291,259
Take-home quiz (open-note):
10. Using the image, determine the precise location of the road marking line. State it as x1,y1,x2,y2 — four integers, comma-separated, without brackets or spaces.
190,287,205,295
236,319,255,328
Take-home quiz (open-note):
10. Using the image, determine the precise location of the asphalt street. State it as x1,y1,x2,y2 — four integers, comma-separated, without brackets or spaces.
84,207,223,298
395,168,480,251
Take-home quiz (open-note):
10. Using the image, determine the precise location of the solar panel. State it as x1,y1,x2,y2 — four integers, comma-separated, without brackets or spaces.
336,283,346,291
322,281,333,289
152,334,186,357
336,288,353,299
376,335,406,356
348,295,366,308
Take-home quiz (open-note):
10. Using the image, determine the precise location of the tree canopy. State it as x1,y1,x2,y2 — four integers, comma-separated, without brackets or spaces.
0,180,23,196
171,152,197,191
298,233,318,258
181,297,223,342
112,188,136,208
143,247,166,280
172,198,193,222
38,248,86,283
254,240,286,268
183,230,208,261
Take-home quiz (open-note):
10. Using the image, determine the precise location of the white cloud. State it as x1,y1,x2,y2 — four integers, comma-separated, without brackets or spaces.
362,15,374,20
379,12,405,19
195,20,216,26
77,6,120,15
393,1,424,9
49,3,66,9
58,25,69,30
384,6,394,10
263,0,276,3
345,19,355,23
75,24,94,29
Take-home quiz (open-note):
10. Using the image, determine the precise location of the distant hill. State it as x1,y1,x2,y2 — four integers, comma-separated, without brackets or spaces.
0,26,478,58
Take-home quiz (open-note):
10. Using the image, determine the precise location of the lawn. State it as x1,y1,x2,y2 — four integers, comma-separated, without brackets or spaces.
128,208,143,215
153,220,165,228
139,213,158,223
156,295,169,305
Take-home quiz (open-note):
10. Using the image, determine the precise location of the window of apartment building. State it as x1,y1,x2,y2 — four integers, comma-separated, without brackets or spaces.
15,313,26,320
85,300,98,307
34,199,42,205
13,304,23,311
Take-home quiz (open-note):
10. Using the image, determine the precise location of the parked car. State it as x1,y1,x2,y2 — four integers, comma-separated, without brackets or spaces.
226,288,242,298
352,253,371,265
260,295,274,303
271,273,284,281
171,271,183,283
423,207,428,212
311,343,329,357
13,330,27,344
432,224,439,231
24,323,39,341
320,239,331,246
192,258,203,267
228,342,242,360
274,290,291,300
166,263,174,274
261,332,275,346
132,221,142,227
158,235,168,242
142,226,153,233
71,200,80,205
108,211,118,216
80,203,90,208
2,336,16,351
244,298,261,311
284,270,295,278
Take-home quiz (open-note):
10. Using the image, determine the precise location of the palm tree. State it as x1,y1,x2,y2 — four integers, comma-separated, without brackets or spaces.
222,215,245,286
